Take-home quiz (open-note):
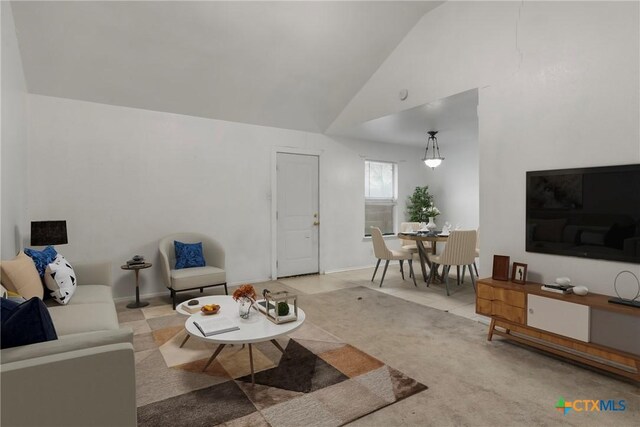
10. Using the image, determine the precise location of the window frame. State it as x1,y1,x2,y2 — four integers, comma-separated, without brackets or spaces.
364,160,398,237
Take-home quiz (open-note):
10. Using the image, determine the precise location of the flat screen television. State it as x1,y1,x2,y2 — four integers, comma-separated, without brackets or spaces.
526,164,640,264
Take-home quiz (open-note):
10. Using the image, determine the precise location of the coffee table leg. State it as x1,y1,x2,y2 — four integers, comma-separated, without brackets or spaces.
202,344,226,372
248,344,255,385
179,333,190,348
270,339,286,355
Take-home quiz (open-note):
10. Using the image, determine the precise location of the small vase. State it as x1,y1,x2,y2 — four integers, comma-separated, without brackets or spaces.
426,217,437,232
238,297,253,319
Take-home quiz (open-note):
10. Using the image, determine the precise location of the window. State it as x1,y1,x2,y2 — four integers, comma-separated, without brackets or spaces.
364,160,397,236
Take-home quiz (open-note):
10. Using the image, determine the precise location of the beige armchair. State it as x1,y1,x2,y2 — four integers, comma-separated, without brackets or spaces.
370,227,417,287
159,233,227,309
427,230,477,296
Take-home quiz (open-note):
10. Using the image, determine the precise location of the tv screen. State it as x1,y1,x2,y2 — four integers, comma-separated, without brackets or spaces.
526,164,640,264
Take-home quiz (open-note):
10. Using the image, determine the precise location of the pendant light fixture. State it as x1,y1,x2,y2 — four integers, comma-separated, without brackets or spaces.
423,131,444,169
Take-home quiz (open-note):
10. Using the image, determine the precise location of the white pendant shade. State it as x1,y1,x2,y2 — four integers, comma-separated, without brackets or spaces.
424,158,442,168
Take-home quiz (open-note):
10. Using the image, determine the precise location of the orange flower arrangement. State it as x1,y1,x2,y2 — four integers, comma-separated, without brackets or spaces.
232,284,257,301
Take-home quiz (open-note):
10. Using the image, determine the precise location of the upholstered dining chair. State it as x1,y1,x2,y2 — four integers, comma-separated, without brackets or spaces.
399,222,431,277
370,227,417,288
427,230,477,296
159,233,228,309
473,227,480,276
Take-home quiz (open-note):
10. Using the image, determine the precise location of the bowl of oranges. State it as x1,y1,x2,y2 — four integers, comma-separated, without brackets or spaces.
201,304,221,315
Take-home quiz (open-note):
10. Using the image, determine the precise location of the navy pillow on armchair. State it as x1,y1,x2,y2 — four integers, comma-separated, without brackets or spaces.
1,297,58,349
174,241,206,269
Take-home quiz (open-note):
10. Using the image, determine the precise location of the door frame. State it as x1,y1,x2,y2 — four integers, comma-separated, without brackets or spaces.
271,147,323,279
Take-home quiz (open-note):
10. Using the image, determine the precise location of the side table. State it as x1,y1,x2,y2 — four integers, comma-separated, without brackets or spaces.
121,262,152,308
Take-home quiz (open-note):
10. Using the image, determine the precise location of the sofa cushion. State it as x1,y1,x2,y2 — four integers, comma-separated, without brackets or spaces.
47,302,119,336
170,266,225,290
1,297,58,349
24,246,57,278
0,252,44,299
44,254,77,305
174,240,206,269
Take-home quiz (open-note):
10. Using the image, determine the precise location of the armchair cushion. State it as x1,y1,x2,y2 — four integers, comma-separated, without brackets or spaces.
170,266,225,290
1,297,58,349
174,241,206,269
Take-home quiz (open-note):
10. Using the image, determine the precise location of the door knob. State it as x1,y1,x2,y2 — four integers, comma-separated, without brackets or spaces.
313,221,320,226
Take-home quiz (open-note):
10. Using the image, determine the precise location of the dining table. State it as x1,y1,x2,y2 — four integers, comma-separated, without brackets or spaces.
398,232,448,283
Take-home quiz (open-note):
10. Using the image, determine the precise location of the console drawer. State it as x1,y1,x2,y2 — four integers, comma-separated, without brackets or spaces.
491,300,525,324
527,295,590,342
477,283,525,308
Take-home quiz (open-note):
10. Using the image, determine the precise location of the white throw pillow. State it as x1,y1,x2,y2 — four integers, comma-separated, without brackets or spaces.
44,254,77,305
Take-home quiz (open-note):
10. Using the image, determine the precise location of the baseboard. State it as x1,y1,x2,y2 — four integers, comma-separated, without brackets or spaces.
323,265,377,274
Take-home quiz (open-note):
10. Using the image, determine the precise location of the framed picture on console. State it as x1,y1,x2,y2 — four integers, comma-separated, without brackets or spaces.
512,262,528,284
492,255,510,281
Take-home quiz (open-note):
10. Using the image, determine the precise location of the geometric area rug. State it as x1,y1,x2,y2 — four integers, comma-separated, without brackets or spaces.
132,308,427,427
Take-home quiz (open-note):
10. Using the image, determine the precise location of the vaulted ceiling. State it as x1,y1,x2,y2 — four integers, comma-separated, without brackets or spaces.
11,1,442,133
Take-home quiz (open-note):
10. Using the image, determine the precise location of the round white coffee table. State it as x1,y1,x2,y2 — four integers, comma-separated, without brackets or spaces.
184,295,306,384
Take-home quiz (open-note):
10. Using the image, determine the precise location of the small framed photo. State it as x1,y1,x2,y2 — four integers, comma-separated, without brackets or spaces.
492,255,510,281
511,262,528,284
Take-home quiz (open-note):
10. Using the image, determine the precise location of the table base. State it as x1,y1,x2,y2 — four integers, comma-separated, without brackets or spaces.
126,300,149,308
202,339,287,385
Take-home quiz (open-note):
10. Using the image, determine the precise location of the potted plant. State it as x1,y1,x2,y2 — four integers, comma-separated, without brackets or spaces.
406,186,435,223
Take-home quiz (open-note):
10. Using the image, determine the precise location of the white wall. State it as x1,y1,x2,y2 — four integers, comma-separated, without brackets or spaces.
329,1,640,295
27,95,426,297
421,126,479,232
1,2,29,259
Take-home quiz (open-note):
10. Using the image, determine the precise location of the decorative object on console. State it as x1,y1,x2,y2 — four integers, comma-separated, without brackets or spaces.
233,284,257,319
258,289,298,324
573,286,589,296
44,254,77,305
30,220,68,246
0,252,44,299
422,130,444,169
555,277,571,286
609,270,640,308
174,240,206,269
492,255,510,281
511,262,528,284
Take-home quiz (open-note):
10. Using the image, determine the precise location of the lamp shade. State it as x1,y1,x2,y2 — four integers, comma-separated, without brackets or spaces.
31,221,68,246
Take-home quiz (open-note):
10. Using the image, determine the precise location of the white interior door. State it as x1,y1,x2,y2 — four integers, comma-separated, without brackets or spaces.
277,153,319,277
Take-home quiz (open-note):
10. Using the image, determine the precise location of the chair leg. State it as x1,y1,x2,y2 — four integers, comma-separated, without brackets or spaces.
171,289,177,310
456,266,461,286
444,266,451,296
379,260,390,287
223,283,228,295
473,262,479,276
371,259,381,282
200,288,203,293
400,260,405,280
427,263,437,287
462,265,467,284
469,264,477,293
409,260,417,287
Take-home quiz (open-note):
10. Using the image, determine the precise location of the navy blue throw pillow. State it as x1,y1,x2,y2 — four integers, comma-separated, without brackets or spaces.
174,241,206,269
1,297,58,349
24,246,58,278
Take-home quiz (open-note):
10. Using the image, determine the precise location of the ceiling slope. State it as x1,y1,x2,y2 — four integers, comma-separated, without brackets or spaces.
11,1,441,133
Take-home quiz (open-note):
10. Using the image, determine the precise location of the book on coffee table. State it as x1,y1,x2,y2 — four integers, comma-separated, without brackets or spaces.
193,316,240,337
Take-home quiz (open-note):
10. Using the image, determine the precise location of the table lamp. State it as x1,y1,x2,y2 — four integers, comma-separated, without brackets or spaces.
30,220,68,246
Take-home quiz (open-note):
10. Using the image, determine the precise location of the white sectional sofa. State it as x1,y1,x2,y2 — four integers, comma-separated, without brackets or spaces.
0,262,137,427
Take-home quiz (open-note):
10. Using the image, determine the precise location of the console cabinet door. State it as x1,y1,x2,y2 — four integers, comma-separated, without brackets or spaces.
527,295,590,342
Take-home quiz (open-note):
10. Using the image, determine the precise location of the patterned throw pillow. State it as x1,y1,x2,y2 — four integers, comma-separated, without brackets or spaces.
44,254,77,305
24,246,58,278
174,241,206,269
